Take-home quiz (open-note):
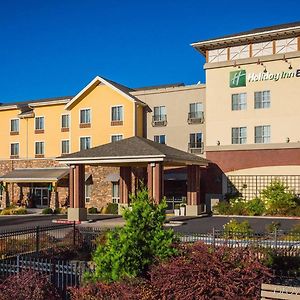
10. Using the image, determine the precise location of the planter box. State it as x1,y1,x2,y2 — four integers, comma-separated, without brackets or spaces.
180,206,186,216
174,209,180,216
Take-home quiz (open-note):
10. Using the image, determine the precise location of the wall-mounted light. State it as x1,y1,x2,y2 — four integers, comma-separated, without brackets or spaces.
217,140,220,146
289,64,293,70
286,137,290,143
263,66,268,73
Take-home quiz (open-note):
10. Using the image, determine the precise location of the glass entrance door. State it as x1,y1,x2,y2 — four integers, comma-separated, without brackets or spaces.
32,187,50,208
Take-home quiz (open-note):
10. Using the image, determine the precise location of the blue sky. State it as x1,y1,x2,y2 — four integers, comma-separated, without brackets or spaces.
0,0,299,102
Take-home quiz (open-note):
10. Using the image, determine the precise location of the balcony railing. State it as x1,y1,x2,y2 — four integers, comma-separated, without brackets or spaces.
188,142,204,154
187,111,204,124
152,114,167,127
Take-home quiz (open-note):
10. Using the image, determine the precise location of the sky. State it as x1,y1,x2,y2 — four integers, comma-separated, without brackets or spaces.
0,0,299,102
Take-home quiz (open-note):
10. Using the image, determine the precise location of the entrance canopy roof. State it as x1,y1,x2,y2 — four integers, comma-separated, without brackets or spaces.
0,168,69,183
57,136,209,167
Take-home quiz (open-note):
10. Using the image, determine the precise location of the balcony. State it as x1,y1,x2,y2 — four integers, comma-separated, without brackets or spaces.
188,142,204,154
152,114,167,127
187,111,204,124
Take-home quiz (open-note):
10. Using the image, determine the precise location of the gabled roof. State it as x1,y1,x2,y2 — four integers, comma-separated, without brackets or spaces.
191,21,300,55
65,76,146,110
57,136,209,166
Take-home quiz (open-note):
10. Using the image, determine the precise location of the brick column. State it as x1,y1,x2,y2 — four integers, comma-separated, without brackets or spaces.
119,166,132,204
187,165,201,205
69,166,74,208
147,162,163,203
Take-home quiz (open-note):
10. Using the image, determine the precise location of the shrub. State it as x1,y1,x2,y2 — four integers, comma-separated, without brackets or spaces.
88,207,98,214
229,197,248,215
86,187,178,283
266,221,281,233
246,197,265,216
53,207,67,214
1,206,27,215
213,201,231,215
261,181,297,215
0,270,61,300
148,242,272,300
223,219,253,238
106,203,118,215
42,208,53,214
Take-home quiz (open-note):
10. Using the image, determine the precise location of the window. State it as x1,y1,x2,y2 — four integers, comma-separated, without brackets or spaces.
35,117,44,131
61,114,70,129
275,38,297,54
189,133,203,148
232,127,247,144
112,182,120,203
255,91,270,109
252,41,273,57
111,135,123,142
61,140,70,154
208,48,227,63
85,183,92,203
189,102,204,117
10,143,19,157
80,109,91,124
80,137,91,150
111,106,123,122
10,119,19,133
35,142,45,155
232,93,247,111
255,125,271,143
229,45,250,60
154,135,166,144
153,106,166,121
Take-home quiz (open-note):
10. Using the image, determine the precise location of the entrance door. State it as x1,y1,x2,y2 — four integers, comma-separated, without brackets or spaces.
32,187,50,208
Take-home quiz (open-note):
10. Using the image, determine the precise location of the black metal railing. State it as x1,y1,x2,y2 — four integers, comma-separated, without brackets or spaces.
188,142,204,154
187,111,204,124
152,114,167,126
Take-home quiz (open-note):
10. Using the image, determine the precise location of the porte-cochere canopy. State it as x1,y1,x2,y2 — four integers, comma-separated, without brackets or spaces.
56,136,209,220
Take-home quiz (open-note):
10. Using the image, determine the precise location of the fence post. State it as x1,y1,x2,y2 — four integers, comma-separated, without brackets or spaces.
16,255,20,273
36,226,40,254
172,197,175,210
212,227,216,250
73,221,76,246
274,227,278,254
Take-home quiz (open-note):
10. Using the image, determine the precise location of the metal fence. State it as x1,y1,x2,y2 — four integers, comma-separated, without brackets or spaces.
0,255,93,299
0,223,77,258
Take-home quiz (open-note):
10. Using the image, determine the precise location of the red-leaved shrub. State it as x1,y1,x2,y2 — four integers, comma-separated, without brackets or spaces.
0,270,61,300
148,242,273,299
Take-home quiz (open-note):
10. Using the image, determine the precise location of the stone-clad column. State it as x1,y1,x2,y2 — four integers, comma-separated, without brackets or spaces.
186,165,202,216
147,162,163,204
118,166,132,214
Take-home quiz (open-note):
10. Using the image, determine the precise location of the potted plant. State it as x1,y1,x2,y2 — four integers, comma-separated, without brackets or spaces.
174,204,180,216
180,203,186,216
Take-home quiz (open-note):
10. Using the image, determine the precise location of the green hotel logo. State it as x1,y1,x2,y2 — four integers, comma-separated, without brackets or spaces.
230,70,246,88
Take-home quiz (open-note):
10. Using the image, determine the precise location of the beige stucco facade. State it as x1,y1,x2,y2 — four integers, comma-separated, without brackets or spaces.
132,84,206,154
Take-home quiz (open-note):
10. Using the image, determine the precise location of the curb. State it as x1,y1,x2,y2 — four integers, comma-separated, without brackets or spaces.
213,215,300,220
52,219,93,224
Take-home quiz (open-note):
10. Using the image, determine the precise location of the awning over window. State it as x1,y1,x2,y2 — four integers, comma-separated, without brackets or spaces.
0,168,69,183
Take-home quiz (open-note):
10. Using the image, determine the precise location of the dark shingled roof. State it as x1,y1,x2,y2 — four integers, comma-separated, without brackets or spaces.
134,83,185,91
58,136,209,165
192,21,300,45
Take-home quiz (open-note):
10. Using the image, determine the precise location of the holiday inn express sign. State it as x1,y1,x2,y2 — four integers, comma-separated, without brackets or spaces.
230,69,300,88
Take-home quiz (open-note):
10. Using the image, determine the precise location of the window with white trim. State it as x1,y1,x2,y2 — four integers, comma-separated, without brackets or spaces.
154,135,166,144
61,114,70,129
35,142,45,155
85,183,92,203
112,182,120,203
232,127,247,144
153,106,166,122
275,38,297,54
255,125,270,143
111,106,123,122
252,41,273,57
61,140,70,154
231,93,247,111
189,133,203,148
230,45,250,60
111,135,123,142
35,117,44,130
208,48,227,63
10,143,19,156
254,91,270,109
10,119,19,133
80,109,91,124
80,137,91,150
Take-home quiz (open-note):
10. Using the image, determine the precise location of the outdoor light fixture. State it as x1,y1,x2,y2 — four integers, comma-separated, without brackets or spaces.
263,66,268,73
286,137,290,143
289,64,293,70
217,140,220,146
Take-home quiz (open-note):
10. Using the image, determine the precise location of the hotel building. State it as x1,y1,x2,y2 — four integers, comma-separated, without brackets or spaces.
0,21,299,213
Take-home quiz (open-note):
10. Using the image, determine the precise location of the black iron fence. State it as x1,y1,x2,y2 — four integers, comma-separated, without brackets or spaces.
0,223,76,258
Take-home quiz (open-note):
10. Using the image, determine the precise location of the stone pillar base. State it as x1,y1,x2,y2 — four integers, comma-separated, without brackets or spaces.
186,204,205,216
118,203,129,215
68,208,87,222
